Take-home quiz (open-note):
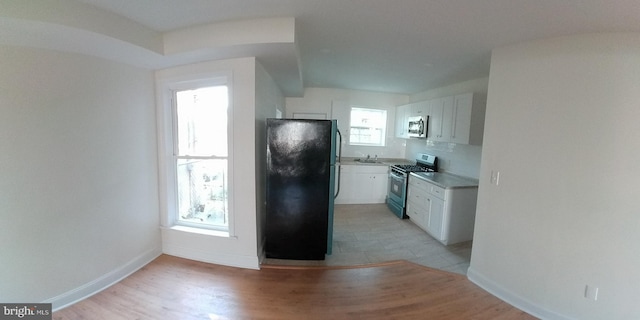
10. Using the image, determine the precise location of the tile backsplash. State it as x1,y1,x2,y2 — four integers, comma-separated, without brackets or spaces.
406,139,482,179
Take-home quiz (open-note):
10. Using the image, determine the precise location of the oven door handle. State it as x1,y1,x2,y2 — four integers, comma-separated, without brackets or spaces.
389,171,406,180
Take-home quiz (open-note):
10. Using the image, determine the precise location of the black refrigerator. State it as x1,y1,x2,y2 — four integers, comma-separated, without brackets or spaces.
265,118,339,260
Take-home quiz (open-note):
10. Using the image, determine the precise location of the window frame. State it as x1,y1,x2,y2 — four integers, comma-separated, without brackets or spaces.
171,85,229,231
348,106,388,147
157,74,234,235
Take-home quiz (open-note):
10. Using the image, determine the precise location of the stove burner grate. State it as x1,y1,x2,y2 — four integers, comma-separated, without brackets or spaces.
391,164,433,173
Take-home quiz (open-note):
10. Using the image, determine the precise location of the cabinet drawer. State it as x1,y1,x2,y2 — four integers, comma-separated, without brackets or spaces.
406,202,426,229
429,185,445,199
411,176,445,199
407,189,427,211
408,176,429,192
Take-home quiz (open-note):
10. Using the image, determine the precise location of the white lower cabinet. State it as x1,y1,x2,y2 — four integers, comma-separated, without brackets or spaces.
406,179,429,229
406,175,477,245
335,164,389,204
425,196,445,240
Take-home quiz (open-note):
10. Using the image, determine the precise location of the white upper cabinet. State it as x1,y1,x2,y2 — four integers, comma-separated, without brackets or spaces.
450,93,486,145
429,93,485,145
450,93,472,144
395,92,485,144
428,96,453,142
411,100,429,117
395,103,411,139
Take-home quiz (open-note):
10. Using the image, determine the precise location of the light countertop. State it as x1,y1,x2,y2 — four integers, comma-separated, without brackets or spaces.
338,158,479,189
410,172,479,189
339,157,411,166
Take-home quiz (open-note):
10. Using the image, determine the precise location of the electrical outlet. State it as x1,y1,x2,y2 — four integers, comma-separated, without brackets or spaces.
490,170,500,185
584,285,599,301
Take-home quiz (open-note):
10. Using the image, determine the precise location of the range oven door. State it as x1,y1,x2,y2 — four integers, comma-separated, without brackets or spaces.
388,171,406,204
386,170,408,218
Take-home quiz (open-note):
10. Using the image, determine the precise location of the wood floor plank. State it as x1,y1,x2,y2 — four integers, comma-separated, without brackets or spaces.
53,255,536,319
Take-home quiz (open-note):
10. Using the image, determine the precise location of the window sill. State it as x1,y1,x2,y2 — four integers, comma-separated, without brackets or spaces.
166,225,233,238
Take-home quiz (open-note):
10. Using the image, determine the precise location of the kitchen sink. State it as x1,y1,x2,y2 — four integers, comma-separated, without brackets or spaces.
354,158,381,164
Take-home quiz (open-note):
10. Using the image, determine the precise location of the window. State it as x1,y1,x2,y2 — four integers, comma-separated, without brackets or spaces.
349,107,387,146
173,85,229,231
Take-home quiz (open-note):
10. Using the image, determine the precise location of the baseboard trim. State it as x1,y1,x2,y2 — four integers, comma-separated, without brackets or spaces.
46,246,162,311
162,244,260,270
467,267,573,320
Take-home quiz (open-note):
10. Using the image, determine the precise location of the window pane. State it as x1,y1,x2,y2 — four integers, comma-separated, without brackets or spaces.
350,108,384,127
349,107,387,146
350,127,383,145
176,159,228,228
174,84,229,230
176,86,228,156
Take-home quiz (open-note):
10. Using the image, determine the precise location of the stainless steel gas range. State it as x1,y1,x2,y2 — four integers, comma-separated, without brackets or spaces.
386,154,438,219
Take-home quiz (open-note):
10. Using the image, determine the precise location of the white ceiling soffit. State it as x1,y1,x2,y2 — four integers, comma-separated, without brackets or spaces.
0,2,303,96
163,17,302,96
71,0,640,95
5,1,640,95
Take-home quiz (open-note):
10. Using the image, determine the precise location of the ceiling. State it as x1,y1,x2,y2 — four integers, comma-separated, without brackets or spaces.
22,1,640,95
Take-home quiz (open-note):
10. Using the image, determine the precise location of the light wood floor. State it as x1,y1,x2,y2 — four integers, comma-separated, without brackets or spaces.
53,255,536,319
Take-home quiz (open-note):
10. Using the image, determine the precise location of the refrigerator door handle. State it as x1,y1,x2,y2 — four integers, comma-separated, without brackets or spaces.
337,129,342,162
334,129,342,199
334,165,341,198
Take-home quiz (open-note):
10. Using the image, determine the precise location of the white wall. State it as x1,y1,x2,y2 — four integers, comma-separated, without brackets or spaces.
285,88,408,159
254,61,285,261
406,77,489,178
156,57,264,270
0,46,161,308
468,33,640,319
410,77,489,102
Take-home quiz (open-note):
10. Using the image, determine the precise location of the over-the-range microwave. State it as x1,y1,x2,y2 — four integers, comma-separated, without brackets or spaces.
407,115,428,138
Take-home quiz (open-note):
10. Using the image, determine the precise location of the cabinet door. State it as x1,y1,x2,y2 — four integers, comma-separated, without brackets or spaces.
426,196,445,241
395,103,411,138
407,201,427,230
428,98,443,140
411,100,429,117
429,96,453,141
335,168,356,204
450,93,473,144
339,166,389,204
371,173,389,203
440,96,454,142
